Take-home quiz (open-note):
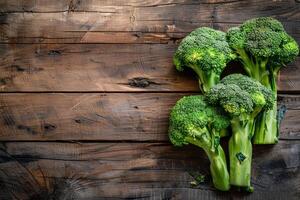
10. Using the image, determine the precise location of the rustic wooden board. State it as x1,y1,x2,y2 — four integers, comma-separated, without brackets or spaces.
2,0,299,12
0,22,298,44
0,1,299,43
0,44,195,92
0,93,299,141
0,141,299,199
1,0,299,199
0,43,299,92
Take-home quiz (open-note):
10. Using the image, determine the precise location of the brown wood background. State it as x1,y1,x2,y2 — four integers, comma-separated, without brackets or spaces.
0,0,299,199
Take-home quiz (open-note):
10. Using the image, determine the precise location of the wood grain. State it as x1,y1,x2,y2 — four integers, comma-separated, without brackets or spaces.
0,0,299,43
1,0,300,198
0,141,299,199
2,0,298,12
0,93,299,141
0,44,195,92
0,43,299,92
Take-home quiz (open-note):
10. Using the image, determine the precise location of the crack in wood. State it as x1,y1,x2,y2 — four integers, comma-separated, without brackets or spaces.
128,77,161,88
48,50,61,56
43,123,57,132
8,65,44,73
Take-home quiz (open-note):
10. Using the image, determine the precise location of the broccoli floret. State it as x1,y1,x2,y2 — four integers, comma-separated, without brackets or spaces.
226,17,299,144
169,95,230,191
205,74,274,188
221,74,275,112
174,27,236,93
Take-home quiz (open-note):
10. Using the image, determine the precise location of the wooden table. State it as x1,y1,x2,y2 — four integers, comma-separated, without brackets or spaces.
0,1,299,199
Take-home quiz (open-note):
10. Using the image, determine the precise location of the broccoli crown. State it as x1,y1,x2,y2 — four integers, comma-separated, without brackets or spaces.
221,74,275,109
227,17,299,66
205,84,253,117
174,27,235,75
169,95,230,146
205,74,275,118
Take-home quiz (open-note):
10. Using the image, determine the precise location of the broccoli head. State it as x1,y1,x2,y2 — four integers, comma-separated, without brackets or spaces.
169,95,230,147
174,27,236,93
220,74,275,113
168,95,230,191
227,17,299,81
205,83,253,119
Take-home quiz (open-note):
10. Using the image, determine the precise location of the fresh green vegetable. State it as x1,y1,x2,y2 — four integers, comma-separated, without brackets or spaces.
173,27,236,93
168,95,230,191
226,17,299,144
205,74,274,188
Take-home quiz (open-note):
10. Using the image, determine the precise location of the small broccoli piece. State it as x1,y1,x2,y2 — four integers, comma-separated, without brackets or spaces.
174,27,236,93
169,95,230,191
226,17,299,144
206,74,274,188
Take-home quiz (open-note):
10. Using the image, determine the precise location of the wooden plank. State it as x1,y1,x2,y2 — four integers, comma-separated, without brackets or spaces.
0,141,299,199
0,1,299,43
0,93,299,141
1,0,298,20
1,23,298,44
0,44,299,92
0,43,197,92
4,0,298,12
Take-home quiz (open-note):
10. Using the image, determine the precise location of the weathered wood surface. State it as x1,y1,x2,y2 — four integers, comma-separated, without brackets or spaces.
0,93,299,141
0,44,195,92
0,44,299,92
0,141,299,199
2,0,299,12
1,0,299,199
0,0,299,44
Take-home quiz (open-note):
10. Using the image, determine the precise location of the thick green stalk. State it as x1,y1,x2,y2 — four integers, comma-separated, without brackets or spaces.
253,70,278,144
193,67,220,93
206,146,230,191
186,135,230,191
236,49,253,76
253,104,278,144
229,119,253,187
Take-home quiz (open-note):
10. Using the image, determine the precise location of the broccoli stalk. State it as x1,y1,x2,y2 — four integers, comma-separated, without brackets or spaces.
226,17,299,144
192,67,220,94
168,95,231,191
185,131,230,190
206,74,274,188
254,106,278,144
173,27,236,93
229,118,253,187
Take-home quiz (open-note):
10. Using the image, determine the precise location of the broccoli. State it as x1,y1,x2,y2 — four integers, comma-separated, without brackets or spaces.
226,17,299,144
168,95,230,191
174,27,236,93
205,74,274,188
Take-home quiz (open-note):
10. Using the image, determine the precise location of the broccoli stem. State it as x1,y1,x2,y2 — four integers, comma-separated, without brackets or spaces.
253,67,278,144
236,49,253,76
207,146,230,191
237,51,279,144
229,119,253,187
193,67,220,93
186,136,230,191
253,103,278,144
